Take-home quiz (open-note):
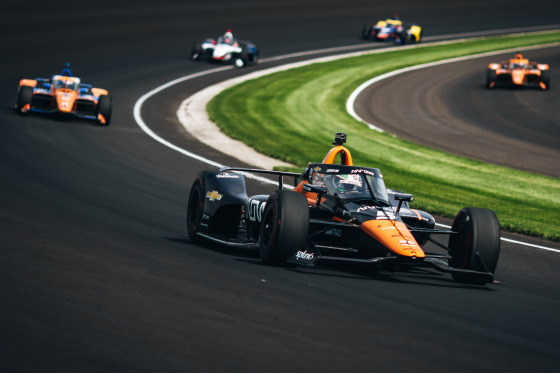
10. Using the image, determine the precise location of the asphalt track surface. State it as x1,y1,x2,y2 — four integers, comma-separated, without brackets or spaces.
1,0,560,371
353,46,560,178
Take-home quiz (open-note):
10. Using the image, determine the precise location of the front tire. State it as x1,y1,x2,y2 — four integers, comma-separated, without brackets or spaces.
448,207,500,284
17,86,33,113
399,29,409,44
97,94,112,125
541,70,550,90
191,42,202,61
486,69,496,89
361,25,371,39
187,177,205,242
259,190,309,266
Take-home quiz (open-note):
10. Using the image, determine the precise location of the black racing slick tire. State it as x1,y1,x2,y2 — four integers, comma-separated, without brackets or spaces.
237,49,249,68
259,190,309,266
486,69,496,89
17,86,33,113
191,42,202,61
541,70,550,90
97,94,112,126
187,177,205,243
448,207,500,284
248,49,259,66
236,45,258,67
399,29,409,44
361,25,370,39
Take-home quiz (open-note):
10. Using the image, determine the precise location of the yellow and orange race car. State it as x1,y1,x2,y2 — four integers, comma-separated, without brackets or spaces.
16,66,112,125
186,133,501,285
486,52,550,90
362,15,422,44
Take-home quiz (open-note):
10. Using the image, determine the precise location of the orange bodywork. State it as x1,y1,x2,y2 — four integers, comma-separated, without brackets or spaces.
18,75,107,113
91,87,108,97
19,75,83,113
488,52,549,89
361,220,423,258
52,76,81,113
19,79,37,87
17,72,111,125
322,145,354,165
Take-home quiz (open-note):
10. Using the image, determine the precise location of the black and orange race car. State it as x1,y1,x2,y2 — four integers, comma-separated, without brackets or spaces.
16,65,113,125
486,52,550,90
187,133,500,285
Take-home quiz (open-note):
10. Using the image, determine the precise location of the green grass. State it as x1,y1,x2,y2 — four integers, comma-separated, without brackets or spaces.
208,31,560,242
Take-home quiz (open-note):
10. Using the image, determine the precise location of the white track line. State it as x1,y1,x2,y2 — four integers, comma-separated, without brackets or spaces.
435,224,560,253
346,42,560,130
132,29,560,253
133,67,232,168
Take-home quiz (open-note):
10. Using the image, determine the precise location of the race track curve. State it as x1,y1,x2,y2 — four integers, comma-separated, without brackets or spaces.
353,46,560,177
1,0,560,371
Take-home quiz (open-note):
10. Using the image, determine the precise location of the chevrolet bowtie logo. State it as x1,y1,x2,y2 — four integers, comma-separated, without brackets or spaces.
206,190,223,201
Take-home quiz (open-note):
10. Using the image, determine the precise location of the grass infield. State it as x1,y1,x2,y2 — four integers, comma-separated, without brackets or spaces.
208,31,560,242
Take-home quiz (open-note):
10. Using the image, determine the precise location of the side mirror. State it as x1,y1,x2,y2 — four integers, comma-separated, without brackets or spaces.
394,193,413,215
394,193,413,202
303,184,327,194
302,184,327,207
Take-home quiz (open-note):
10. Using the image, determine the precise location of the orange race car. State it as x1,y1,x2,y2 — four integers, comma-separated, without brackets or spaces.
16,64,113,125
186,133,501,285
486,52,550,90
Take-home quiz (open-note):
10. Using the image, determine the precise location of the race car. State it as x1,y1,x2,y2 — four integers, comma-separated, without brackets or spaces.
362,15,422,44
486,52,550,90
191,29,259,67
186,133,500,285
16,64,112,125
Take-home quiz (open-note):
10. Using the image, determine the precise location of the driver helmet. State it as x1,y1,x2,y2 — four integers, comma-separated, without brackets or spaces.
224,29,234,43
334,174,362,193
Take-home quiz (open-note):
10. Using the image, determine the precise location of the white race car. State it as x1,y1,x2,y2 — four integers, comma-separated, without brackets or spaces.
191,29,259,68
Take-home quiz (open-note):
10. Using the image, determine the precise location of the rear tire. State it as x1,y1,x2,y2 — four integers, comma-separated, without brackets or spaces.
17,86,33,113
259,190,309,266
97,94,112,125
448,207,500,284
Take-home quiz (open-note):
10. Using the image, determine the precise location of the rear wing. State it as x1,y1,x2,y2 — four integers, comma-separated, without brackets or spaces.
219,167,300,190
